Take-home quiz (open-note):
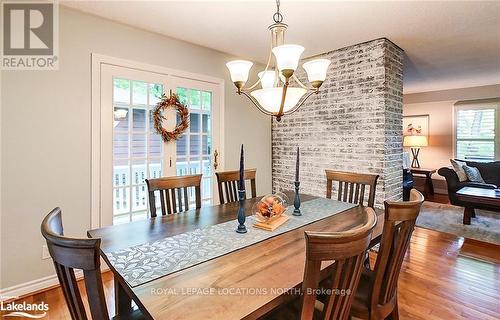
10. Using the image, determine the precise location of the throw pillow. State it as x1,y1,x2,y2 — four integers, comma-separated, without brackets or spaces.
463,165,485,183
450,159,467,182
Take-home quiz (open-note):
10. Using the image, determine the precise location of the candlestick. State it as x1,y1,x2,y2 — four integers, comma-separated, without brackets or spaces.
295,146,300,182
239,144,245,191
293,181,301,216
236,190,247,233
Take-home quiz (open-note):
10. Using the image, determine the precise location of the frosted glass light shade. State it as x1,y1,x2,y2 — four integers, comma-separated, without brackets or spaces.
251,87,307,113
226,60,253,83
303,59,331,82
403,135,428,147
272,45,304,71
258,71,276,89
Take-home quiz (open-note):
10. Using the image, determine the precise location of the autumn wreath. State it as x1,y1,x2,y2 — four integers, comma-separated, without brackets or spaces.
153,93,189,142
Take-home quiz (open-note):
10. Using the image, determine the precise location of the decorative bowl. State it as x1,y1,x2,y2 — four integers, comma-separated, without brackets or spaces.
253,193,289,223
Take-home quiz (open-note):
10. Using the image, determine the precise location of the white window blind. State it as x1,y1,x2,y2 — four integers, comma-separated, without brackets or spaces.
455,99,500,161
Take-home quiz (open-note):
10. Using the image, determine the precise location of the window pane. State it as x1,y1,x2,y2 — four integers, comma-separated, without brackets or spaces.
202,157,211,176
188,89,201,109
148,134,162,157
132,81,148,105
177,134,187,156
202,135,211,155
190,135,200,155
457,140,495,161
202,177,211,199
176,158,188,175
177,87,188,105
113,159,129,187
113,134,129,158
132,185,147,212
114,107,129,132
189,160,201,175
131,134,147,157
113,78,130,104
132,211,148,221
190,113,200,133
132,108,147,132
202,91,211,110
202,114,210,133
457,109,495,139
114,214,130,225
149,160,162,179
132,160,147,185
113,188,130,215
149,84,163,105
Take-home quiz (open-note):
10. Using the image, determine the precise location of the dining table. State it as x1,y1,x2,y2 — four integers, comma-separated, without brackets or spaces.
87,191,384,320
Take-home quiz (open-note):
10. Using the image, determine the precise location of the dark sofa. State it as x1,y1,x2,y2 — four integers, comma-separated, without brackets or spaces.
438,160,500,210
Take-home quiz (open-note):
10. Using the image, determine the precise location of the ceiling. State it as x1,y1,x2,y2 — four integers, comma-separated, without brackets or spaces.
63,0,500,94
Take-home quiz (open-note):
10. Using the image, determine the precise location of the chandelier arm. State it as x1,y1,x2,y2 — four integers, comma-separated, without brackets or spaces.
245,47,274,91
276,78,290,120
283,90,318,115
291,74,315,90
239,91,273,116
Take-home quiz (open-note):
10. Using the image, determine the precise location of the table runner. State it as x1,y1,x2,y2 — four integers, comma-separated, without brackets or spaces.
106,198,356,287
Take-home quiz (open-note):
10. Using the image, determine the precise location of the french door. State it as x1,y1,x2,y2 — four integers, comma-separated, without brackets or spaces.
100,65,222,226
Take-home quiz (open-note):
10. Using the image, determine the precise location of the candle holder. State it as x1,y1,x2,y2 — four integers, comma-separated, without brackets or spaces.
293,181,301,216
236,190,247,233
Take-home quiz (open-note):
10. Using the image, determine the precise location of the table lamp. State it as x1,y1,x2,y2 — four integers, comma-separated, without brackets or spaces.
403,135,428,168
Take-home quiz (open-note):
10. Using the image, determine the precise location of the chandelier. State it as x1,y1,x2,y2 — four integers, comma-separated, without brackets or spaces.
226,0,330,121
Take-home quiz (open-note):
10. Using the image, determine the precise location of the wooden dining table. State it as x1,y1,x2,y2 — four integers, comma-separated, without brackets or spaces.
87,192,384,320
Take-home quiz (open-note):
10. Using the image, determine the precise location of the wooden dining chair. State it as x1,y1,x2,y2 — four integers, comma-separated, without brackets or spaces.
41,208,143,320
145,174,202,217
264,207,377,320
325,170,379,208
350,189,425,320
215,169,256,204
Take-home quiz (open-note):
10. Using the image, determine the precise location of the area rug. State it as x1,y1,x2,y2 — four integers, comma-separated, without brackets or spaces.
416,201,500,245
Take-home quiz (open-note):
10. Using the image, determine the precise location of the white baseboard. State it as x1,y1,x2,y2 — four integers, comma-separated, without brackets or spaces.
0,263,110,301
0,270,82,301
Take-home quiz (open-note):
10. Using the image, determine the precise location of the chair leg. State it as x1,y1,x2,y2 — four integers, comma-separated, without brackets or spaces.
387,297,399,320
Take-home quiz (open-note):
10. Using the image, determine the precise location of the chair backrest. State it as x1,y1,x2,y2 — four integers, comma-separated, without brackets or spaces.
370,189,424,309
41,208,108,320
325,170,379,208
146,174,202,217
301,207,377,320
215,169,256,204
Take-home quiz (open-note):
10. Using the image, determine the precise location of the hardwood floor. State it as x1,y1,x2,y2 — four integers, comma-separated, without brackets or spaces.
2,227,499,319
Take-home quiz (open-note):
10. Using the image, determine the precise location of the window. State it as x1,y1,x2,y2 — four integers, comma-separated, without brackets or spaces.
455,100,500,161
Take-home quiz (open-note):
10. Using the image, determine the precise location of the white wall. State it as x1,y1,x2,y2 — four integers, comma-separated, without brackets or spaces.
0,7,271,289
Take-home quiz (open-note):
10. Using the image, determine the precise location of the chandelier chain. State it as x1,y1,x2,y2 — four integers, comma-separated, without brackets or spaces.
273,0,283,23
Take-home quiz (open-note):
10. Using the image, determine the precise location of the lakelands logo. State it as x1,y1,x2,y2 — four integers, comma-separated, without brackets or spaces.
1,0,59,70
1,301,48,318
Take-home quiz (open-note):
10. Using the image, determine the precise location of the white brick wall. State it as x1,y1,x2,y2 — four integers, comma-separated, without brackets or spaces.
272,38,404,207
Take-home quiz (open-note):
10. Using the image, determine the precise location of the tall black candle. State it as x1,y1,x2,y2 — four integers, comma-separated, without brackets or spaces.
295,146,300,182
239,144,245,190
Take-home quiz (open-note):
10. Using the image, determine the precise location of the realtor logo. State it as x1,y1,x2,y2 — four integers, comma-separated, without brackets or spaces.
1,1,58,70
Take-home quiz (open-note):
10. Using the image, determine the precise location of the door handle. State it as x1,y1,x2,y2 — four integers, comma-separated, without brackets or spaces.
214,149,219,170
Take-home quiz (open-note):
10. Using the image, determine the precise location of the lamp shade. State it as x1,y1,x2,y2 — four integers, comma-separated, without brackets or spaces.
251,87,307,113
302,59,331,82
403,135,428,147
226,60,253,83
272,45,304,71
258,71,276,89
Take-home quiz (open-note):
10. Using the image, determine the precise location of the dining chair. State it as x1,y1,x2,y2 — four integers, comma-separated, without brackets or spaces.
325,170,379,208
215,169,256,204
350,189,425,320
145,174,202,217
41,208,143,320
264,207,377,320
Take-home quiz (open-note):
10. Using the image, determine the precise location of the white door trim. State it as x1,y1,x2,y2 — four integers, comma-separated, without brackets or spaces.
91,53,225,229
